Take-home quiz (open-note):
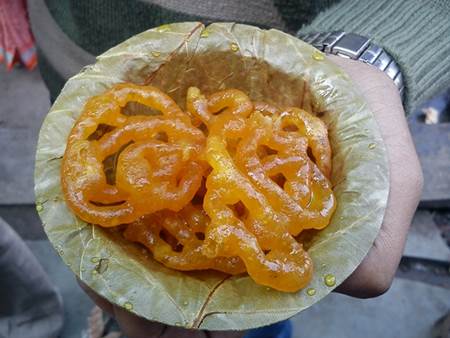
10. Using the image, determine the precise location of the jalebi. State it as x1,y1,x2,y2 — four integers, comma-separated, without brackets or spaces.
61,83,206,227
61,83,336,292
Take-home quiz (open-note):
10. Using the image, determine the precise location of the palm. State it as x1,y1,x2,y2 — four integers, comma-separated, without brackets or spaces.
328,55,423,298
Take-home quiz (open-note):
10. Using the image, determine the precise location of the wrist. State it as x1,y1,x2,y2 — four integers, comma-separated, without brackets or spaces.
298,31,404,102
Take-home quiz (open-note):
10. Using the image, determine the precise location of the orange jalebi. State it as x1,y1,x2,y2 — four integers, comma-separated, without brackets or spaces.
61,83,336,292
123,204,246,274
61,83,206,227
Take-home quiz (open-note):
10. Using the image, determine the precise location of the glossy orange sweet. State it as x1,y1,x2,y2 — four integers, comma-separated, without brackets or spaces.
61,83,206,227
123,204,246,275
61,83,336,292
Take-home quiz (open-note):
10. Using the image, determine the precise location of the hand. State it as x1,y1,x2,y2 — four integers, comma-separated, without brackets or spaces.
328,55,423,298
78,280,244,338
78,56,422,338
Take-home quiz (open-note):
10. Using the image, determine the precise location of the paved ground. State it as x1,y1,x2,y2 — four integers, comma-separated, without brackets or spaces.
25,238,450,338
1,66,449,338
0,66,49,204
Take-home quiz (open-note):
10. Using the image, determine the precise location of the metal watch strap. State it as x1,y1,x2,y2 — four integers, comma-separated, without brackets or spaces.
298,31,404,100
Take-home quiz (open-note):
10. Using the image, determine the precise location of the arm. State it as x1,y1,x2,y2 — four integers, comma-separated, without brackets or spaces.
299,0,450,114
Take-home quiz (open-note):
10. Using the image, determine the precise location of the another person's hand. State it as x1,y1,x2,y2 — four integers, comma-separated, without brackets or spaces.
79,280,245,338
328,55,423,298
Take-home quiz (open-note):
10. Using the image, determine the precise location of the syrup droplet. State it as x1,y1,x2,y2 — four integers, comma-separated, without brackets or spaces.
36,203,43,212
312,50,325,61
230,42,239,52
156,24,170,33
200,30,209,38
306,288,316,296
324,274,336,287
151,51,161,57
368,143,376,149
124,302,133,311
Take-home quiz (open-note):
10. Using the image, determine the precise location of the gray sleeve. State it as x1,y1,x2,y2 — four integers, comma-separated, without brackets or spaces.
0,217,63,338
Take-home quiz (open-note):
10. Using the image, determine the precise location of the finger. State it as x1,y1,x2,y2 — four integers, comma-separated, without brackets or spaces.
77,278,114,315
207,330,246,338
77,278,243,338
112,305,168,338
113,305,245,338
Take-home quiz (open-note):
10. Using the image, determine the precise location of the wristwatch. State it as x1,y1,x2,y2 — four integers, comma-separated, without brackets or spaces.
298,31,404,101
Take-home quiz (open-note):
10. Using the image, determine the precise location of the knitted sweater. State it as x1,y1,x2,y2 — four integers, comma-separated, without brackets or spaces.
29,0,450,112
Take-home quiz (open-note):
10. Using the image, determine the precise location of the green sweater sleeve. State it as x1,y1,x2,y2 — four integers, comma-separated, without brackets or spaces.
299,0,450,113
